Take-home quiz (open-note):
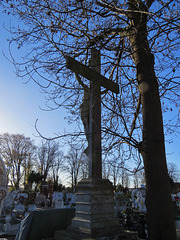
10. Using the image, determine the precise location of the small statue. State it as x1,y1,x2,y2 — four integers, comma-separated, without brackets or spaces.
131,189,146,213
75,73,91,158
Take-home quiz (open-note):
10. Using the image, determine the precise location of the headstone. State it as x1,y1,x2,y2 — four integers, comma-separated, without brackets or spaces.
3,192,14,209
52,192,64,208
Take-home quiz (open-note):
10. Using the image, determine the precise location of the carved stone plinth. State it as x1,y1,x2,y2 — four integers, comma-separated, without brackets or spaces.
54,178,124,240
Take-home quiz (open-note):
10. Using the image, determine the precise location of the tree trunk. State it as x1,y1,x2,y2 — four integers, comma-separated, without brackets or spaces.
140,54,176,240
131,36,177,240
128,6,177,238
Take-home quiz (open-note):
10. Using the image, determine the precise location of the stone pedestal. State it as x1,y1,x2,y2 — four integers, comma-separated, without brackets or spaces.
55,178,124,239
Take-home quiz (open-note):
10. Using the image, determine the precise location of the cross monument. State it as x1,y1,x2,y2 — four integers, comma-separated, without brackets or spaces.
55,50,134,239
66,49,119,179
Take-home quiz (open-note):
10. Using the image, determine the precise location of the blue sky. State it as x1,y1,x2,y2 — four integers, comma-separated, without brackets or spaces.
0,12,75,146
0,10,179,170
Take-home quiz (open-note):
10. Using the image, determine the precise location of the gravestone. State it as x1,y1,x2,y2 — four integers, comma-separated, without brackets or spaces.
55,50,136,239
0,157,8,217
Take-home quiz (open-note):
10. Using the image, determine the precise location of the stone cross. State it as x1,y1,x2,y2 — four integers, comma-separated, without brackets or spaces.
66,49,119,179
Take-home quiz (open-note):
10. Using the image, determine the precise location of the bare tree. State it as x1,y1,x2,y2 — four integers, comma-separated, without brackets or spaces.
133,171,140,188
110,161,131,188
107,159,121,187
0,133,36,189
1,1,180,238
123,172,130,189
64,144,85,190
168,162,180,183
102,161,111,180
104,145,134,188
133,168,146,188
119,167,130,189
51,150,64,185
37,140,60,181
79,153,89,180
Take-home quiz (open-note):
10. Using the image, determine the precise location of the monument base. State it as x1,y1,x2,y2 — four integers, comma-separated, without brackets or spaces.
54,178,136,240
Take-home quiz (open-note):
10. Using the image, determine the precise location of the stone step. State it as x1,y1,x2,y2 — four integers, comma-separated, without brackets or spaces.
54,229,137,240
41,238,54,240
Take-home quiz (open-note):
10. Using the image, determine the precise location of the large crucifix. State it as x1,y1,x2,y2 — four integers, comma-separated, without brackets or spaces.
66,49,119,179
56,50,122,239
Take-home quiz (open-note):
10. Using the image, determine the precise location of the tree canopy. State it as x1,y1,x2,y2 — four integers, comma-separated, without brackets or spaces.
1,1,179,164
2,0,179,136
0,133,36,189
